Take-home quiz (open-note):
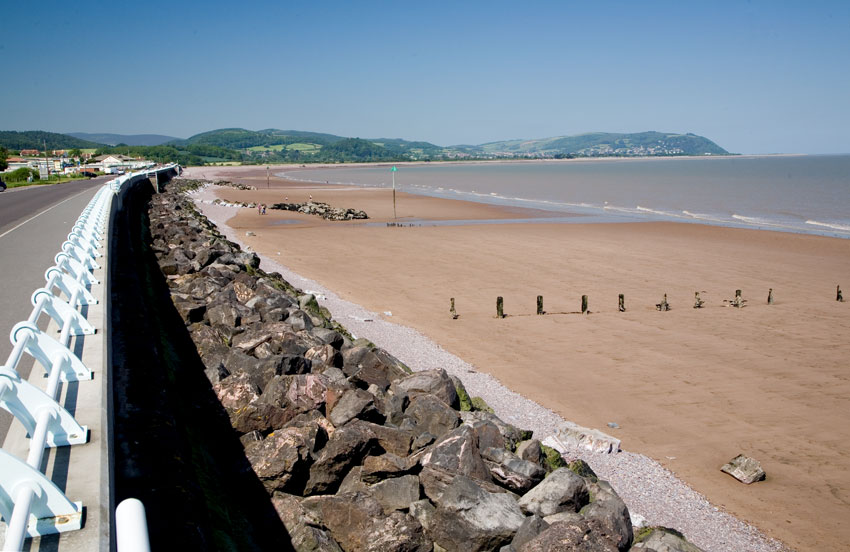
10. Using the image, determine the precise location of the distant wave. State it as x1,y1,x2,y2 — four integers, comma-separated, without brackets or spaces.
731,214,786,227
682,210,728,223
603,205,640,214
805,220,850,232
636,205,683,218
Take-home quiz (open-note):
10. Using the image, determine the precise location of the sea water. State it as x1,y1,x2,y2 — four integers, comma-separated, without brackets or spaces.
281,155,850,238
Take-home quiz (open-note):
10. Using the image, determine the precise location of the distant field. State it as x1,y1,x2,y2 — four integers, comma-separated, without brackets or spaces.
286,143,321,152
246,143,321,153
247,144,287,152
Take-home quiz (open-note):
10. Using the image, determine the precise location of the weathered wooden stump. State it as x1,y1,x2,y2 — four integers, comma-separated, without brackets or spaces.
618,294,625,312
537,295,544,315
496,296,505,318
656,294,670,311
450,297,459,319
693,291,705,309
838,285,844,302
767,288,774,305
581,295,588,314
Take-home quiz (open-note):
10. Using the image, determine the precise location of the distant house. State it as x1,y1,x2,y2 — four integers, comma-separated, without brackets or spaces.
52,150,67,157
2,157,37,172
90,154,151,172
20,149,41,157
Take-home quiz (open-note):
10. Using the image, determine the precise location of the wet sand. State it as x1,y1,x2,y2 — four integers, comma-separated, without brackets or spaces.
183,165,850,551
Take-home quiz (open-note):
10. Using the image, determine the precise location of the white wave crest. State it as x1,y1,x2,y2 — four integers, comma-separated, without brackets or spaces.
805,220,850,232
682,210,727,223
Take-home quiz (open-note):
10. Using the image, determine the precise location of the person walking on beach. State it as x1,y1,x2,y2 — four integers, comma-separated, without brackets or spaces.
262,203,267,215
257,203,262,215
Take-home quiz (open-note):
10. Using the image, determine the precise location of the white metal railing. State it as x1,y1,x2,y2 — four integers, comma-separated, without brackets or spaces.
0,165,176,550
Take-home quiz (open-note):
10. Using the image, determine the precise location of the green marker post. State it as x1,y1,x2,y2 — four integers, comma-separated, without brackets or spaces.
390,165,398,219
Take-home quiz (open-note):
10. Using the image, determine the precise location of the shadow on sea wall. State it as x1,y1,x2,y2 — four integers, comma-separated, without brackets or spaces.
108,178,292,550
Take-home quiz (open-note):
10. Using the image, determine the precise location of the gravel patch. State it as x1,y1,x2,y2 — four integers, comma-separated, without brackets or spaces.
189,184,792,552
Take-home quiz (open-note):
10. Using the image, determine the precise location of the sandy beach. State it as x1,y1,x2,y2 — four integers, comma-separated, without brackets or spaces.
183,165,850,552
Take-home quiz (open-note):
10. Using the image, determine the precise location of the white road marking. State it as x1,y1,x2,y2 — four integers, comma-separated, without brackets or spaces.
0,188,94,240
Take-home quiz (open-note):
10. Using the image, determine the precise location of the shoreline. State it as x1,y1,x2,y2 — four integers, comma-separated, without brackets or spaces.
182,165,850,551
188,161,850,240
196,151,810,175
189,185,789,552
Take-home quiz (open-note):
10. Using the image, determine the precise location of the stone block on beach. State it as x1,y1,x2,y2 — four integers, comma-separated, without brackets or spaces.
721,454,766,484
542,421,621,454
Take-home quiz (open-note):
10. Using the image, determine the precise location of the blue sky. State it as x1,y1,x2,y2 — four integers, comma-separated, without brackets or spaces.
2,0,849,153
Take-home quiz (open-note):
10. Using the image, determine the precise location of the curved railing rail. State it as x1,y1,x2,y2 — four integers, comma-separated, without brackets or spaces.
0,165,176,551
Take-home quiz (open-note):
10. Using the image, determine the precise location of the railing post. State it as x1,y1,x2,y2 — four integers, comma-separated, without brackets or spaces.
116,499,152,552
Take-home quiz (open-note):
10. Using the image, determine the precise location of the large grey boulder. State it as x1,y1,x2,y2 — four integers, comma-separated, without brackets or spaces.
305,423,377,495
482,446,546,494
630,527,706,552
301,493,431,552
354,420,413,457
720,454,766,484
361,453,416,483
271,492,343,552
213,372,260,414
519,519,620,552
518,467,590,517
370,474,421,512
404,394,460,439
461,411,533,451
245,425,320,493
328,388,382,427
419,465,510,503
429,476,525,552
392,369,459,409
343,346,409,391
582,481,632,551
408,499,436,532
260,374,329,413
510,515,550,551
420,425,492,482
301,493,381,551
516,439,544,468
469,419,506,451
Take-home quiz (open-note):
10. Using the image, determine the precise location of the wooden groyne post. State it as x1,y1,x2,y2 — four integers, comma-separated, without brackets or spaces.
496,296,505,318
656,294,670,311
767,288,774,305
450,297,459,319
733,289,745,308
618,294,625,312
581,295,588,314
537,295,544,315
838,285,844,302
694,292,705,309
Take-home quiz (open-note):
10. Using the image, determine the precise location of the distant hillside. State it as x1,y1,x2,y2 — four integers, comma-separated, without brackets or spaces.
171,128,348,149
461,131,728,157
173,128,443,161
68,132,180,146
0,130,104,150
370,138,446,158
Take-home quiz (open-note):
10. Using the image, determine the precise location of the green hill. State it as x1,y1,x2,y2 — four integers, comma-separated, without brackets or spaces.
173,128,348,149
466,131,728,157
68,132,180,146
0,130,105,150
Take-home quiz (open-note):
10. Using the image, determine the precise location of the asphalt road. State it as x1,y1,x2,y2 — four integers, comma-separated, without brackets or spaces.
0,176,112,443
